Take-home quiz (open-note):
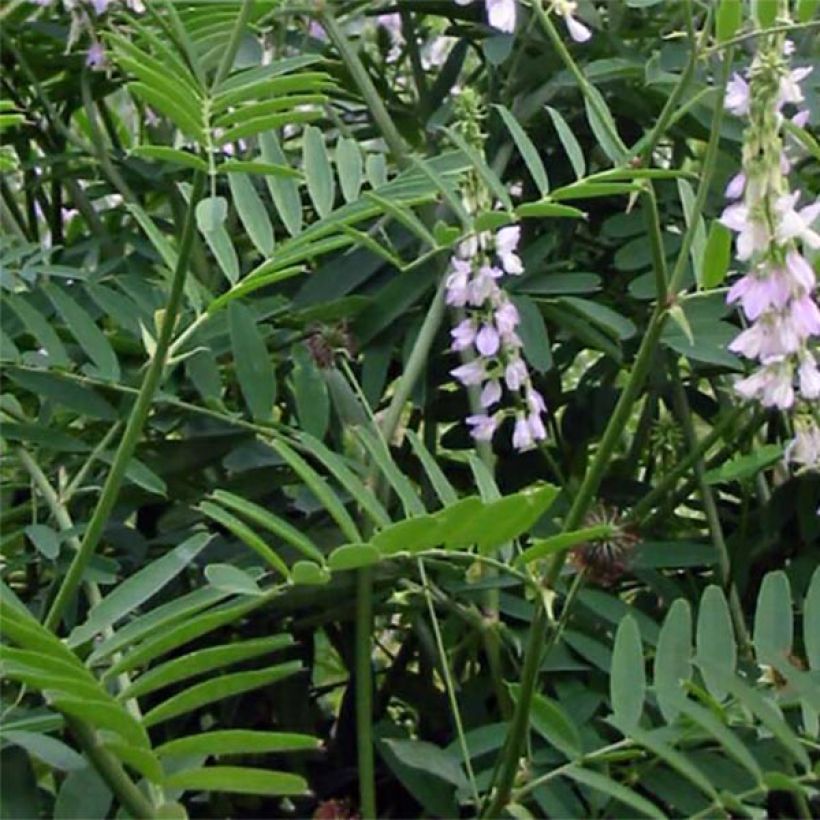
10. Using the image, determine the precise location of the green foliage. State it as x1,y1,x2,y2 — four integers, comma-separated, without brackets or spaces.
1,1,818,818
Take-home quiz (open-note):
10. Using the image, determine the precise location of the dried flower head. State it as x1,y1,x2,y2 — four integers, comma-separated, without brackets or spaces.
569,504,639,586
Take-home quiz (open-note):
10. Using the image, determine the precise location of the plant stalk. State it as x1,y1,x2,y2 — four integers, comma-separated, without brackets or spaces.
44,172,207,632
354,567,377,818
66,717,156,819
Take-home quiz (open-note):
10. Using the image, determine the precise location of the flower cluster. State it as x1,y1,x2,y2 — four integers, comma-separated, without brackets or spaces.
722,31,819,471
448,226,548,451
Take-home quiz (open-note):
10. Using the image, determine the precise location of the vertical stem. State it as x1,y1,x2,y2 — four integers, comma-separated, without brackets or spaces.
354,567,376,819
212,0,254,90
44,172,206,632
485,37,734,820
65,717,155,819
319,8,408,168
668,362,751,650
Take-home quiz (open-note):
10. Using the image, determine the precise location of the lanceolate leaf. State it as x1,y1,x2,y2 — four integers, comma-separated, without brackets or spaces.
227,301,276,421
696,585,736,701
610,614,645,730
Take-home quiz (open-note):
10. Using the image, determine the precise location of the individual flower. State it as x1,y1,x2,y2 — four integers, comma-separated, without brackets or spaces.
451,318,477,351
495,225,523,274
467,413,499,441
455,0,517,33
786,416,820,472
86,42,105,69
452,359,486,386
774,192,820,249
552,0,592,42
725,72,751,116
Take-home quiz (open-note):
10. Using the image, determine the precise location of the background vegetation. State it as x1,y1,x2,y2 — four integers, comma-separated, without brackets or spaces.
0,1,818,818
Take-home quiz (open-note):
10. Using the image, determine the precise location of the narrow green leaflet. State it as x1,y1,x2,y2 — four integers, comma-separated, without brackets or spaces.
43,285,120,381
753,570,793,666
227,302,276,421
209,489,325,563
119,635,293,700
163,767,308,796
142,662,302,727
68,533,213,646
155,730,319,758
198,501,289,578
259,131,303,236
494,104,549,195
702,221,732,288
546,106,585,180
228,173,275,256
303,125,335,218
653,598,692,723
4,294,70,366
562,767,665,819
805,566,820,670
584,86,627,164
271,438,362,542
716,0,743,41
610,614,645,730
696,585,736,701
677,179,706,286
336,137,363,203
205,564,263,596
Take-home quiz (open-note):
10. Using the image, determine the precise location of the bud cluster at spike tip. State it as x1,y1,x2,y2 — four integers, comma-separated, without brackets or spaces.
721,26,820,472
447,226,548,452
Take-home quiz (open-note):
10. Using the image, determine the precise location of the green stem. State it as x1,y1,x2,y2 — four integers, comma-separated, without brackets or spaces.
380,277,447,443
417,559,480,807
66,717,155,819
212,0,254,90
628,405,747,522
354,567,376,819
485,38,734,818
668,363,751,651
532,3,627,157
319,8,408,168
44,172,206,632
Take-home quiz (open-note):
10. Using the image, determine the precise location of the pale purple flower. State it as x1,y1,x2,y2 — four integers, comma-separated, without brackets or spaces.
526,387,546,415
512,414,535,451
446,258,472,306
452,360,486,386
91,0,109,13
790,295,820,336
726,269,792,320
86,42,106,69
798,356,820,398
476,324,501,356
451,319,477,351
552,0,591,42
467,413,499,441
495,226,523,274
775,193,820,249
480,379,502,408
786,250,815,291
792,109,810,128
505,358,528,391
720,202,769,261
528,412,547,441
469,265,502,305
725,172,746,200
309,20,327,40
725,73,751,116
455,0,517,33
486,0,517,32
494,301,520,336
778,66,812,109
786,418,820,471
